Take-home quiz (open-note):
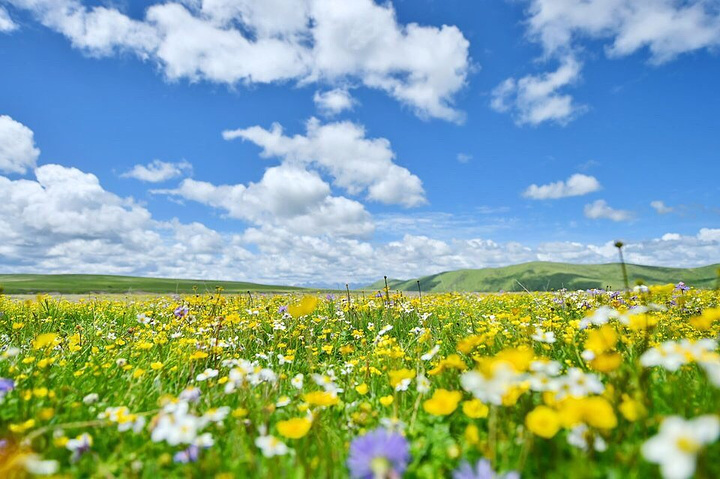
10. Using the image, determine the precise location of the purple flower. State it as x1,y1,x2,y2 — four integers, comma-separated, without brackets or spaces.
674,282,690,292
453,459,519,479
174,306,189,318
174,445,200,463
326,294,336,301
278,305,288,314
0,378,14,400
347,428,410,479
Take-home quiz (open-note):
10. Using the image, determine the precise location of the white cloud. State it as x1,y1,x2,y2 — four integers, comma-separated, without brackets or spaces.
493,1,720,125
313,88,356,116
650,200,674,214
7,0,470,121
584,199,633,221
457,153,472,163
121,159,192,182
223,117,426,207
1,163,718,284
491,56,585,125
524,0,720,63
159,163,375,238
0,115,41,174
523,173,601,199
0,6,17,32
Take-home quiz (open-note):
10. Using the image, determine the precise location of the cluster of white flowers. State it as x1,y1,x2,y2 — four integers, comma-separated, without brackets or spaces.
642,415,719,479
462,361,603,405
222,358,277,393
151,401,228,447
461,362,522,405
640,339,720,386
98,406,145,433
312,370,343,394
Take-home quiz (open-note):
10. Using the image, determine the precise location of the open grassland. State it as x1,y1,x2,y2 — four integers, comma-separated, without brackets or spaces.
369,261,720,292
0,274,305,295
1,285,719,478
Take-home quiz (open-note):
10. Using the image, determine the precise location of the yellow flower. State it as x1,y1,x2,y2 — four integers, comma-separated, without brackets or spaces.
388,369,415,388
150,361,164,370
589,352,622,372
626,313,658,331
379,395,394,407
132,368,145,379
232,407,248,418
10,419,36,433
462,399,489,419
464,424,480,445
423,389,462,416
189,351,209,360
355,383,369,395
526,406,560,439
303,391,340,407
277,417,312,439
288,296,318,318
690,308,720,330
585,325,617,354
495,348,534,372
618,396,645,422
33,333,58,350
582,397,617,429
428,354,468,375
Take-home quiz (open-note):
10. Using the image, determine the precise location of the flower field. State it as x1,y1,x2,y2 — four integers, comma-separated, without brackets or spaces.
1,286,719,478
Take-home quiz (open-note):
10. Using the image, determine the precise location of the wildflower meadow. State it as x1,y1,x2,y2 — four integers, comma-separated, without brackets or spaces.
1,285,719,478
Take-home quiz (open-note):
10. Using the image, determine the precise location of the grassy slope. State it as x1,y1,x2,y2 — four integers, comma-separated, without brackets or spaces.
0,274,305,294
365,262,720,292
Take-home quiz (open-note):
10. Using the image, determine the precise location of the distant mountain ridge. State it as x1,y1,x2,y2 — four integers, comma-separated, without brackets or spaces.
0,274,306,295
364,262,720,292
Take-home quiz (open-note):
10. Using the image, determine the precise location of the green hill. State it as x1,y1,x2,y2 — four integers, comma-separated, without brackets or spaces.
0,274,306,295
364,262,720,293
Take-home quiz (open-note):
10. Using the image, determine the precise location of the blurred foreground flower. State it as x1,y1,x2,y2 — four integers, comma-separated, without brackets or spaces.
642,415,719,479
347,428,410,479
453,459,519,479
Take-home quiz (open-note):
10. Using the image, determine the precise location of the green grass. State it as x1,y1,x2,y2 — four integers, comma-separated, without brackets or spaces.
365,261,720,292
0,274,306,295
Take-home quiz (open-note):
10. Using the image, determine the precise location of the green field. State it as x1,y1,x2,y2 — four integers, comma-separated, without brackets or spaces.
0,274,305,295
367,261,720,292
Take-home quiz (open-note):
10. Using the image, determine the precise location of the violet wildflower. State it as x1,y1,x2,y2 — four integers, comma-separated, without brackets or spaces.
347,428,410,479
278,305,288,314
453,459,519,479
174,306,189,318
0,378,14,400
675,282,690,293
174,444,200,463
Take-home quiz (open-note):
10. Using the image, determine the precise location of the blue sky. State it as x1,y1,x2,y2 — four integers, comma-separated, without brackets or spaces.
0,0,719,285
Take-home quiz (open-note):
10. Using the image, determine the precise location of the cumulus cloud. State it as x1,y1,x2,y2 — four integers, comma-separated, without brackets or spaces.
457,153,472,163
0,115,40,174
523,173,601,199
491,56,585,126
1,163,718,285
313,88,356,116
158,164,375,238
584,199,633,221
121,159,192,182
223,117,426,207
6,0,470,121
0,6,17,32
524,0,720,62
650,200,674,214
493,0,720,125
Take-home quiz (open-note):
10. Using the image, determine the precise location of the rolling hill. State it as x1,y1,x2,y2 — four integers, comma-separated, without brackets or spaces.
365,262,720,293
0,274,306,295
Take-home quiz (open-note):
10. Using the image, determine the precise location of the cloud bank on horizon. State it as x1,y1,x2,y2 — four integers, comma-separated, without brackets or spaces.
0,0,719,285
